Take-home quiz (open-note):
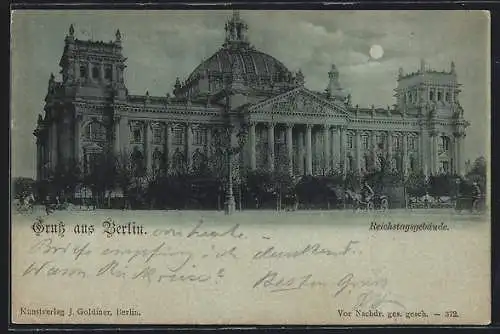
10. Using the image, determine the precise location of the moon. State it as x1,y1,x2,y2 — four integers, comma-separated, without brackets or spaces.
369,44,384,60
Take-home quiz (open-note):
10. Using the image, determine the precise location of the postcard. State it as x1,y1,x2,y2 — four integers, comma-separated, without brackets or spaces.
10,9,491,325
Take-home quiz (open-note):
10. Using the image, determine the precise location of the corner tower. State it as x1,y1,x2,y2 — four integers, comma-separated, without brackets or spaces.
59,25,127,100
395,59,460,117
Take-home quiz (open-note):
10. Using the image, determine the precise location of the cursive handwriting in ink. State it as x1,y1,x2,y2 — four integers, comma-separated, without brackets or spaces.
252,270,325,293
253,240,359,260
186,219,245,239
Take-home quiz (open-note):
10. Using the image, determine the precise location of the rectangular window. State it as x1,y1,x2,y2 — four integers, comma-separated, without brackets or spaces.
347,135,353,149
445,92,451,102
104,65,112,80
362,135,369,150
429,90,435,101
377,134,386,149
193,128,206,146
131,128,143,143
173,128,185,146
393,136,401,150
437,91,443,101
153,128,162,145
409,137,416,150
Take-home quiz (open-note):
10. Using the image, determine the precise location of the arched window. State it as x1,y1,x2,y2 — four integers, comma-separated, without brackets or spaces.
84,122,107,142
80,65,87,78
438,136,450,153
152,149,163,175
172,149,186,175
130,148,145,177
410,156,416,172
104,65,112,81
92,66,100,79
192,149,207,175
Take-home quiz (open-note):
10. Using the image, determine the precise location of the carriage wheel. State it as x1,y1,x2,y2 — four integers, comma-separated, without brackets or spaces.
366,201,374,212
380,199,389,212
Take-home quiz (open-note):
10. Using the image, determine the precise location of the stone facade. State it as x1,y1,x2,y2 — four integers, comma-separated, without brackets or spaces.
34,11,469,181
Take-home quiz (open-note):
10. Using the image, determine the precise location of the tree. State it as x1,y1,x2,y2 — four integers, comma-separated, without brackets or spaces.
405,170,427,197
83,148,116,208
467,156,487,186
115,150,134,209
12,177,35,200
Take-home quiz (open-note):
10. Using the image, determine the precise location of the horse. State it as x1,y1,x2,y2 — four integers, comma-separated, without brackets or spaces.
345,190,376,212
16,193,35,214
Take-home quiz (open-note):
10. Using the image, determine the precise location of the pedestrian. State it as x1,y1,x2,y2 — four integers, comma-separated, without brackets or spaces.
471,181,482,212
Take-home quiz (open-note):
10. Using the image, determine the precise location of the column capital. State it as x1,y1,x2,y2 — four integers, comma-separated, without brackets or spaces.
285,122,295,129
305,123,313,130
322,124,331,131
268,122,276,129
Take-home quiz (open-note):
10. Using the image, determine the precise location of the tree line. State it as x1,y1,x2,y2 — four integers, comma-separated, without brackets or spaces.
13,152,487,210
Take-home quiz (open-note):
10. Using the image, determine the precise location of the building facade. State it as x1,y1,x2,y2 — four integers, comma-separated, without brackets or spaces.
34,11,469,182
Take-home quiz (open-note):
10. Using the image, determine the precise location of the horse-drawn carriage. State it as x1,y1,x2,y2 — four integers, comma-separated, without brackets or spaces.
345,190,389,212
455,195,486,213
14,193,35,214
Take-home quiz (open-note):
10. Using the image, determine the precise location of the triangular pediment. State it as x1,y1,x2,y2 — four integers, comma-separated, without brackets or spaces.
248,87,348,116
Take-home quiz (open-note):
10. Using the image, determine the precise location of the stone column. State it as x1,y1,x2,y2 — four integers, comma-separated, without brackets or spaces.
298,130,305,175
456,133,464,176
114,115,120,155
430,131,438,174
112,64,117,82
87,62,92,82
339,126,346,176
268,123,275,172
36,139,41,181
100,63,105,81
73,116,81,164
74,60,80,80
419,129,427,175
371,131,377,169
286,123,294,175
206,126,212,158
402,132,408,176
355,130,361,173
323,124,330,173
145,122,153,173
330,127,336,171
51,120,58,169
387,131,393,171
305,124,313,175
165,123,172,172
249,122,256,170
186,123,193,171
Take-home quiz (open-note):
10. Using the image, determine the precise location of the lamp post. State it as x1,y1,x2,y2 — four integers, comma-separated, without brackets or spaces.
222,74,248,215
223,124,248,215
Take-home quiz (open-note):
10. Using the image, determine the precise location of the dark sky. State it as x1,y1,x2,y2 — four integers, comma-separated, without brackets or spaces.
11,10,490,178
